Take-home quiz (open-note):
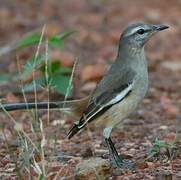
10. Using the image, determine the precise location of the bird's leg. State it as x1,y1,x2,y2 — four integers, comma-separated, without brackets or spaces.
105,137,122,163
105,137,133,169
103,127,134,169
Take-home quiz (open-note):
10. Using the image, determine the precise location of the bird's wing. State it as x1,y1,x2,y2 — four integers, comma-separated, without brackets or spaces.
77,68,136,128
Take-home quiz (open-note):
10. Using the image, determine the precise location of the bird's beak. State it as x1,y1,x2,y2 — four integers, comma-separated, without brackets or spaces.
154,24,169,31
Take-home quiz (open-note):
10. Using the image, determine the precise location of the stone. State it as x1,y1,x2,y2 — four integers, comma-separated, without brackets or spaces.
161,61,181,72
155,170,172,180
75,157,112,180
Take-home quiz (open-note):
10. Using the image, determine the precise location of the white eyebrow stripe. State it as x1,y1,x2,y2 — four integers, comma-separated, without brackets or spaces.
130,27,142,35
124,27,141,37
124,26,152,37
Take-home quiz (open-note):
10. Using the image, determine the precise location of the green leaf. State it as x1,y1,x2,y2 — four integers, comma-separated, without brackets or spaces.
23,83,35,92
16,30,75,49
50,61,61,73
38,174,44,180
19,55,45,80
17,33,42,49
48,30,76,49
48,36,64,49
40,60,61,74
23,72,72,95
58,67,72,74
40,61,72,78
57,30,77,41
0,74,12,84
50,74,72,96
23,78,44,92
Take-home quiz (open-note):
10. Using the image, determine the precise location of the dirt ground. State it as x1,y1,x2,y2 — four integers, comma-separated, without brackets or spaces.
0,0,181,179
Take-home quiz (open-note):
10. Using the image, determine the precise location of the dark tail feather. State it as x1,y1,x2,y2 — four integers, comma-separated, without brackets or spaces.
67,124,80,139
0,102,60,111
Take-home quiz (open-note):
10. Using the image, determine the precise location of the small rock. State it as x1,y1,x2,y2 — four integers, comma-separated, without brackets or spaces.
161,61,181,72
176,172,181,178
136,160,148,169
81,82,97,93
165,133,176,144
155,170,172,180
146,162,155,169
81,147,93,158
75,157,112,180
14,122,23,132
159,126,168,130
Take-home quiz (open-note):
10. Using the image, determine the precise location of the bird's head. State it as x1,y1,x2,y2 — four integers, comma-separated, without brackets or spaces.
120,22,169,48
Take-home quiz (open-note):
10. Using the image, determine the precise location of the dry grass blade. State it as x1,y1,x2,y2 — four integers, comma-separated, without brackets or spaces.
32,25,46,120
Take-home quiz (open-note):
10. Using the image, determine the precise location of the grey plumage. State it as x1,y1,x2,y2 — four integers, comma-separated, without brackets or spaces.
68,22,159,138
67,22,168,169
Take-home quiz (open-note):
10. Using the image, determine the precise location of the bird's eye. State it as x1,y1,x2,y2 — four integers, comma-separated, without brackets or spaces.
137,29,145,35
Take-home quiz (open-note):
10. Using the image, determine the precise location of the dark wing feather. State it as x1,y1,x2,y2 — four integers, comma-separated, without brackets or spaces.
67,68,136,139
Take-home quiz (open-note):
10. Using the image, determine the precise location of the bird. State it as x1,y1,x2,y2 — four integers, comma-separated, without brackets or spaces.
0,22,169,169
66,22,169,168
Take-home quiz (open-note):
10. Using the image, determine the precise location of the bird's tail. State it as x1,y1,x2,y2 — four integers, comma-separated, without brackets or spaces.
67,123,80,139
0,97,89,114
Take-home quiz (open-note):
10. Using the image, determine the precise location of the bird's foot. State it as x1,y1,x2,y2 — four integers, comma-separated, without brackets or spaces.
112,156,134,170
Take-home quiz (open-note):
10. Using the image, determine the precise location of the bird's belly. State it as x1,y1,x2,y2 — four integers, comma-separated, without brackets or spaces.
95,91,143,127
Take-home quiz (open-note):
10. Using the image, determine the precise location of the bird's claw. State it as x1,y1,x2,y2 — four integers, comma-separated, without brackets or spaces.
112,157,134,170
